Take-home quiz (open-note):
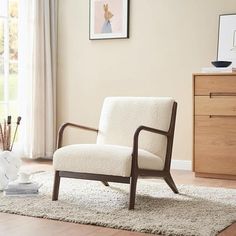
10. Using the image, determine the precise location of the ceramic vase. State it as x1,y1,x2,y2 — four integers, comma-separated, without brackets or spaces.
0,151,21,190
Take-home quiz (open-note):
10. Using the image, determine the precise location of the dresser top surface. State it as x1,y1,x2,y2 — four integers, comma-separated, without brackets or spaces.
193,72,236,76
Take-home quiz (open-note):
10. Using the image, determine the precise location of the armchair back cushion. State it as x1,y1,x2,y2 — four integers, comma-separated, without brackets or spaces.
96,97,174,162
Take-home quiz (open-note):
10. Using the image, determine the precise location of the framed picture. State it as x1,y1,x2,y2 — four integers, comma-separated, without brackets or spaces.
89,0,129,40
217,14,236,66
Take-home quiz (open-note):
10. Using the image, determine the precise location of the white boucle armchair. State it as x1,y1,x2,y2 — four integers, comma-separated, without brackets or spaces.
52,97,178,209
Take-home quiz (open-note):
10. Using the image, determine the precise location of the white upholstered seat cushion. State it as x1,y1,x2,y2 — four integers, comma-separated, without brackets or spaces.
53,144,164,177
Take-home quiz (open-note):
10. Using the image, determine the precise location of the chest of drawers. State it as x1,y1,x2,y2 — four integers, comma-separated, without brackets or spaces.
193,73,236,180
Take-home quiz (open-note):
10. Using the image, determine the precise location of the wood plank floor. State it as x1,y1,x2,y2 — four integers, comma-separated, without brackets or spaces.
0,159,235,236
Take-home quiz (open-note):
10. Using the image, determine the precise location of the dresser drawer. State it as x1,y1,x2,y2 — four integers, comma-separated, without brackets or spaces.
194,75,236,95
194,116,236,175
195,96,236,116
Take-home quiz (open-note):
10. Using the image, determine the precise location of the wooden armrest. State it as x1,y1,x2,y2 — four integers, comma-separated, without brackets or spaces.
134,125,170,138
57,122,98,149
131,102,177,172
131,125,170,171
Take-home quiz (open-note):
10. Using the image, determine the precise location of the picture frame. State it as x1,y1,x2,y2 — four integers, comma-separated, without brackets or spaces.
89,0,129,40
217,14,236,66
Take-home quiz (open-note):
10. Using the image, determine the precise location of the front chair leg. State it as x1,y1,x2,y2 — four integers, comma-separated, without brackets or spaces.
129,175,138,210
164,173,179,194
52,171,61,201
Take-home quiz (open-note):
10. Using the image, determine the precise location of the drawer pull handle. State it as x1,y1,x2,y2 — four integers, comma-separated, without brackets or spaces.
209,92,236,98
209,115,236,118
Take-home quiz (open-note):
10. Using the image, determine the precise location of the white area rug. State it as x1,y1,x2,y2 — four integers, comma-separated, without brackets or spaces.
0,172,235,236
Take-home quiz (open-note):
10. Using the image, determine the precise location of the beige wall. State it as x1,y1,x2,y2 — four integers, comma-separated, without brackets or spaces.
57,0,236,161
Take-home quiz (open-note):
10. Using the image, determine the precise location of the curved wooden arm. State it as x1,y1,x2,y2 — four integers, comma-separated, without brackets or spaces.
57,122,98,149
131,102,177,173
131,125,170,172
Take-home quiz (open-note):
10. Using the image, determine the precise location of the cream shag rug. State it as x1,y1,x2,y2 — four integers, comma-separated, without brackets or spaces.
0,172,235,236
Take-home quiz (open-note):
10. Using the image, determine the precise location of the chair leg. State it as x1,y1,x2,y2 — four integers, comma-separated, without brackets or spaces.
164,173,179,194
129,176,138,210
101,181,109,186
52,171,61,201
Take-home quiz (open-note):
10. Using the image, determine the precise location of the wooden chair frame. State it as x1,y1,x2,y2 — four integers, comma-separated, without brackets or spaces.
52,102,178,210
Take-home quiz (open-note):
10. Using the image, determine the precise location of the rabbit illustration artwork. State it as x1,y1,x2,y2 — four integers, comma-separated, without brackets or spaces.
101,4,113,33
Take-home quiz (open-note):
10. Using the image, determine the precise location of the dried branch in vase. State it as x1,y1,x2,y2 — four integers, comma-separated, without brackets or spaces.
0,116,21,151
0,123,4,150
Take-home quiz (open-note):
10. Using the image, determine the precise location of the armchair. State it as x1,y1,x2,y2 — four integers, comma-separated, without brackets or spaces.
52,97,178,210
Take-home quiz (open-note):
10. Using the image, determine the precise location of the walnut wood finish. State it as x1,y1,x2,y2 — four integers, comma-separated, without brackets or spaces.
52,102,178,210
56,122,98,149
52,171,60,201
59,171,130,184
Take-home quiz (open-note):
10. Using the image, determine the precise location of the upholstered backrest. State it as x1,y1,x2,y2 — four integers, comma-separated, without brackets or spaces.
96,97,175,162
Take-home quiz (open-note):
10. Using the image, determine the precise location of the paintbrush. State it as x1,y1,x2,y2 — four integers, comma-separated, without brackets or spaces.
7,116,11,151
10,116,21,151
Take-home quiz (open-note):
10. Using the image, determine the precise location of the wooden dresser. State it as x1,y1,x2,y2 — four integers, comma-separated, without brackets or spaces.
193,73,236,180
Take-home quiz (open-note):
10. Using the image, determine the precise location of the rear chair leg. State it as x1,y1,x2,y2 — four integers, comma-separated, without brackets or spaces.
52,171,60,201
101,181,109,186
129,176,138,210
164,173,179,194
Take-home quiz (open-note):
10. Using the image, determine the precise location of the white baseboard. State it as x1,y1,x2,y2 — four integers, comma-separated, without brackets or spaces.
171,160,192,170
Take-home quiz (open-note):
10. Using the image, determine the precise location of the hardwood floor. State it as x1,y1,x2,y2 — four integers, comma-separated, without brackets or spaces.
0,212,150,236
0,159,235,236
